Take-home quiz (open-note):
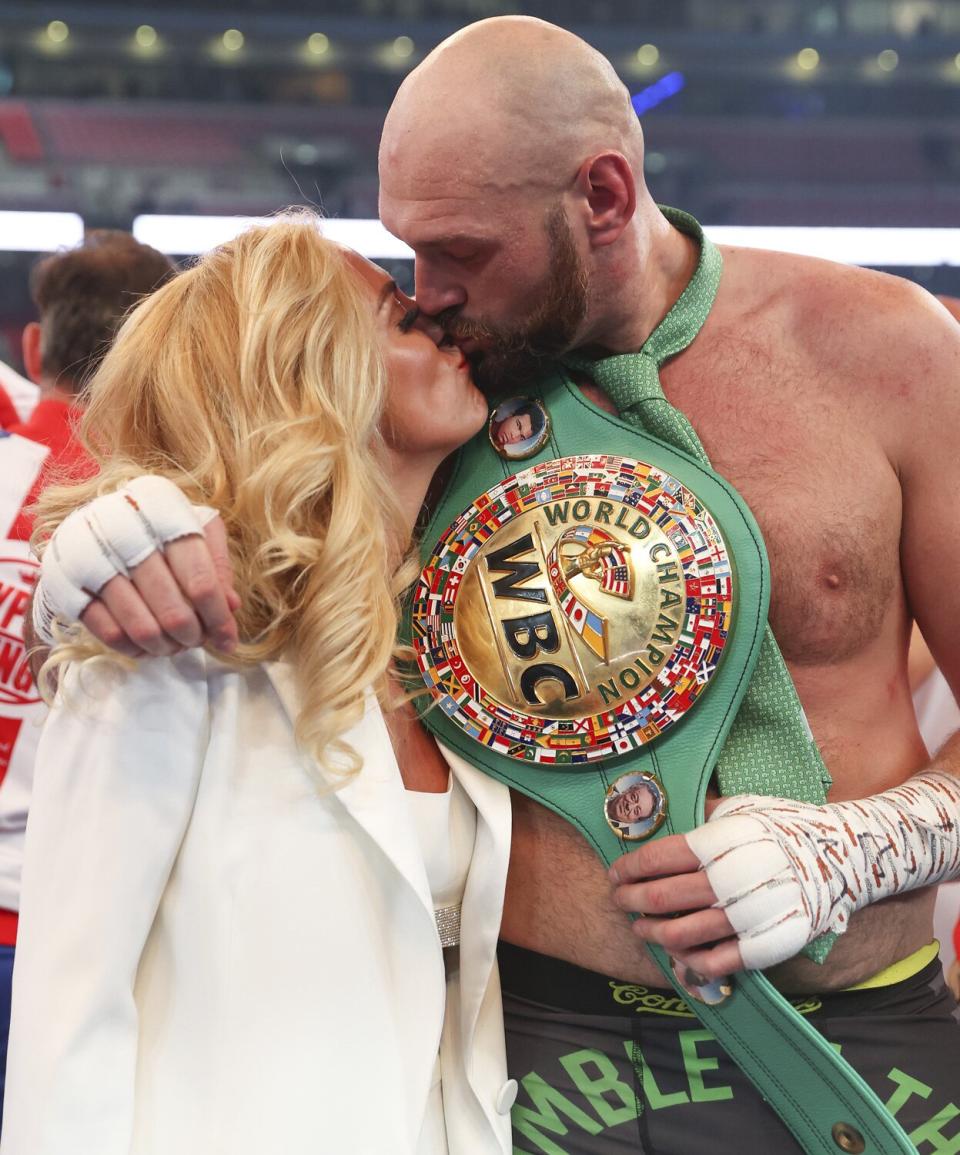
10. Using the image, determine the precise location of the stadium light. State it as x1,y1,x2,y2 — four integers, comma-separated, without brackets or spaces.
46,20,69,44
130,215,960,267
704,225,960,266
131,215,415,259
0,211,84,252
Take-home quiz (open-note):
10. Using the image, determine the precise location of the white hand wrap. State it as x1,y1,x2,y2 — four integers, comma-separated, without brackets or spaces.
32,476,218,644
685,770,960,971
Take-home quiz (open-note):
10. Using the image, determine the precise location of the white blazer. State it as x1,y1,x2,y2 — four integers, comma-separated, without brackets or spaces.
2,653,514,1155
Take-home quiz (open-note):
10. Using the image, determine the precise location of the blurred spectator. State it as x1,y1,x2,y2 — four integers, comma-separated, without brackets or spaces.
0,231,175,1128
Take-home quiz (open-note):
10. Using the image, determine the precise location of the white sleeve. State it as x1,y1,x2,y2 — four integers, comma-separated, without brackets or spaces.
1,652,211,1155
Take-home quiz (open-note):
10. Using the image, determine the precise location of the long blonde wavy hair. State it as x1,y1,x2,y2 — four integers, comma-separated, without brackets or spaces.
35,213,415,777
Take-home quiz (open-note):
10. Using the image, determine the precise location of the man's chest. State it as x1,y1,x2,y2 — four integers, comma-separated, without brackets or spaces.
659,355,903,668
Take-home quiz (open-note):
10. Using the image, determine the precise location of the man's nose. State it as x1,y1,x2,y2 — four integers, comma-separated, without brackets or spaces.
413,264,466,318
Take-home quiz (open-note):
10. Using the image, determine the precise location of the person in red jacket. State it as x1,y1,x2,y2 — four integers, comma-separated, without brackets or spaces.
0,231,175,1127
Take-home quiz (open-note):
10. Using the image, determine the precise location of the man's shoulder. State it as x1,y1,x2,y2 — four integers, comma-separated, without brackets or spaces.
717,246,952,374
720,244,919,316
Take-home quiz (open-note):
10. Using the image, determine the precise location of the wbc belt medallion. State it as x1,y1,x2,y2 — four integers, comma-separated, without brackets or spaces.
412,455,734,765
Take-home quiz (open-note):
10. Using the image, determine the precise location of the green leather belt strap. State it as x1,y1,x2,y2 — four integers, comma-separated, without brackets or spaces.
410,206,916,1154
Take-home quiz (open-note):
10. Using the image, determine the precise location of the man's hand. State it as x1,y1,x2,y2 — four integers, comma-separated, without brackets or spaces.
34,476,241,658
608,801,747,981
81,517,240,657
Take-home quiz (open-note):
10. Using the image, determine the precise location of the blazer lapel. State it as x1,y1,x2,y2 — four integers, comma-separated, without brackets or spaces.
262,661,436,918
445,747,512,1060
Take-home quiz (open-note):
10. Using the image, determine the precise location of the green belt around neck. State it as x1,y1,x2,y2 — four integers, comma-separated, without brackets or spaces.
409,375,916,1155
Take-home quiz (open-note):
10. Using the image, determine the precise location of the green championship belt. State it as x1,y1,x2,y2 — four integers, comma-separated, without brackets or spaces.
407,214,916,1155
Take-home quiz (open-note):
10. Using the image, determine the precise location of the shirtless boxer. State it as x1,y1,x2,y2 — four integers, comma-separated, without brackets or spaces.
31,18,960,1153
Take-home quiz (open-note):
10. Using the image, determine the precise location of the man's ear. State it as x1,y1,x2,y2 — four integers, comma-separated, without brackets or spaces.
573,152,636,248
21,321,43,384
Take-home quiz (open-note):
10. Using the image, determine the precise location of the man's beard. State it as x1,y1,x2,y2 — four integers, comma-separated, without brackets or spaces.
440,205,589,396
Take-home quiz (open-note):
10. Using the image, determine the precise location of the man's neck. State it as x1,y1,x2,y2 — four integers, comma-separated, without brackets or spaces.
579,204,700,356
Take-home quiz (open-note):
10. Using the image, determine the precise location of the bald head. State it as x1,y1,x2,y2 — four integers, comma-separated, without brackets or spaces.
380,17,644,196
377,18,661,379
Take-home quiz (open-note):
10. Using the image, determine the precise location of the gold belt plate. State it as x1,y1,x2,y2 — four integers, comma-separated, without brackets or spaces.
412,455,734,764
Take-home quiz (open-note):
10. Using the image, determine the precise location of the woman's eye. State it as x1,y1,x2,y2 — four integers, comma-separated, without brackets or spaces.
397,304,420,333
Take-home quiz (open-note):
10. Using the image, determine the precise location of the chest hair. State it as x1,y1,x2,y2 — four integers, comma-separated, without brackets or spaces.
660,332,902,667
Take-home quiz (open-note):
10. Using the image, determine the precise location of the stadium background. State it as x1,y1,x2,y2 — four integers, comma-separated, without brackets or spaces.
0,0,959,369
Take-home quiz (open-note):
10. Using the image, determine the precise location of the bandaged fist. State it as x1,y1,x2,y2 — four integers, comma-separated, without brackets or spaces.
610,770,960,975
683,795,841,971
34,475,240,657
607,822,749,978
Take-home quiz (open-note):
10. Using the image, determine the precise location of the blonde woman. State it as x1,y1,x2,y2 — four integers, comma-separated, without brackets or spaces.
2,216,513,1155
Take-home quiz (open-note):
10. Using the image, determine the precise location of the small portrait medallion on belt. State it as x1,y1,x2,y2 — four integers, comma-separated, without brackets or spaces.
604,771,667,841
487,396,552,460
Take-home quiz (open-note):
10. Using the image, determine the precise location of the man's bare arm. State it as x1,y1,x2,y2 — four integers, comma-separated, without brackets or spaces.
898,290,960,726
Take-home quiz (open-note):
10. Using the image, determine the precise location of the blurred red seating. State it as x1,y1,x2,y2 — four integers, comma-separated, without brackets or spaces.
0,103,43,162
